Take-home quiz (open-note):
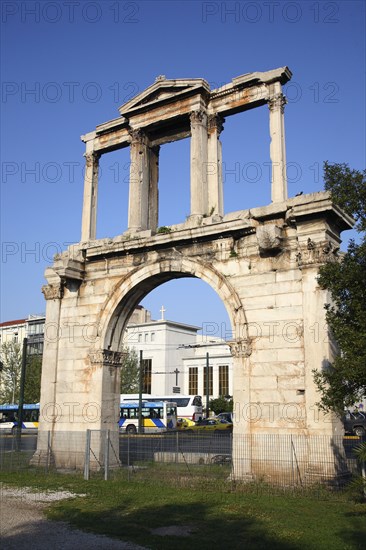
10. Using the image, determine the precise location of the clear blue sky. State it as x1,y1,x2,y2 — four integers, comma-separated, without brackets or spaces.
1,0,365,334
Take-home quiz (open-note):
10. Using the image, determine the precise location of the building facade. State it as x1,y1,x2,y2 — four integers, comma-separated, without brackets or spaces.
0,315,45,357
124,307,233,397
1,309,233,400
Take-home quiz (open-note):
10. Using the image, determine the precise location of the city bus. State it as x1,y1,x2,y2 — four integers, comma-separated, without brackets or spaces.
0,403,40,434
120,394,203,421
119,401,177,434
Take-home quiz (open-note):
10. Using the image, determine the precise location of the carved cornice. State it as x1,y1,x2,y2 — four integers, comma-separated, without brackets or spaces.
208,114,225,135
296,239,340,269
228,339,252,358
88,349,125,367
42,283,64,301
268,93,287,113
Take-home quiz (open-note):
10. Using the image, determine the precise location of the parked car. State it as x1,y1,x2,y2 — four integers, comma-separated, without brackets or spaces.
216,412,233,423
183,418,233,433
342,411,366,437
176,417,196,429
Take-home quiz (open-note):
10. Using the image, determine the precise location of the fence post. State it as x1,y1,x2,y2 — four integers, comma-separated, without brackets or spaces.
127,433,130,482
84,429,91,480
291,435,294,487
46,430,51,473
176,430,179,464
104,429,110,481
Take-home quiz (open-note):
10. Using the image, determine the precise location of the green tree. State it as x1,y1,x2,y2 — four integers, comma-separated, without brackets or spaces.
0,341,22,404
209,396,233,416
24,355,42,403
120,347,139,394
314,162,366,413
322,161,366,232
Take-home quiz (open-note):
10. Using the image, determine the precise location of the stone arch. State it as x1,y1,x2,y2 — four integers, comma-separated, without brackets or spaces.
96,255,248,352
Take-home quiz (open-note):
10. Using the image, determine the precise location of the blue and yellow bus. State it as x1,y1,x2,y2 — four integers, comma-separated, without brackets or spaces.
119,401,177,434
120,394,203,421
0,403,40,434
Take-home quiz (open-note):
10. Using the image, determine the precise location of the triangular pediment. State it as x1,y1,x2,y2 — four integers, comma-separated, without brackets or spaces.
119,77,210,117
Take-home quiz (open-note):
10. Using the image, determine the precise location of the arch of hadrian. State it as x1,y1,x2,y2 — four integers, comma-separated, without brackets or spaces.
32,67,353,479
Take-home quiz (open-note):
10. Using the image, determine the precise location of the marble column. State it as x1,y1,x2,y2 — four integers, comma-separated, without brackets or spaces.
30,280,64,467
148,145,160,233
190,110,208,218
128,129,150,232
207,114,224,218
81,151,100,241
268,83,288,203
229,338,254,480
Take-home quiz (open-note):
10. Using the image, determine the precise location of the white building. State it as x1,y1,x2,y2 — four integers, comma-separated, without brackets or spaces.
0,315,45,356
182,337,232,399
124,307,233,398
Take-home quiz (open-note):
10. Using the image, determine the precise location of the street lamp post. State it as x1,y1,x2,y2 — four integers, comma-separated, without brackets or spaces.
16,337,28,448
138,350,143,434
206,352,210,418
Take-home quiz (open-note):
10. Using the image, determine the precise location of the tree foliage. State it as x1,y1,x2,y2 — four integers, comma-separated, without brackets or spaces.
323,161,366,232
209,396,233,415
24,355,42,403
314,162,366,413
0,341,22,404
120,347,139,394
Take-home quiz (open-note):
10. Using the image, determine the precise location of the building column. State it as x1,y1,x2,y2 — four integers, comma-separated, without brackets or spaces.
229,338,254,480
207,114,224,218
30,280,64,467
81,151,100,241
148,145,160,233
128,129,150,232
268,83,287,203
190,110,208,218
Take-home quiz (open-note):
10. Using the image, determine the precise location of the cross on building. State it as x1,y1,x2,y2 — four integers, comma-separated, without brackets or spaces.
173,368,180,386
160,305,166,320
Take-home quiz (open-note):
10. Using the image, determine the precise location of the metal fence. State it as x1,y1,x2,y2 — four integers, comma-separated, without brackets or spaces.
1,430,364,489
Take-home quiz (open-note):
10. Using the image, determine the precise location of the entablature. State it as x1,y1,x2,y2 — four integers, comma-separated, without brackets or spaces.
81,67,292,155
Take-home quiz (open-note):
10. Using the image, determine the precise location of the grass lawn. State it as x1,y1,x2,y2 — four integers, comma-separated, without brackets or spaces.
1,466,365,550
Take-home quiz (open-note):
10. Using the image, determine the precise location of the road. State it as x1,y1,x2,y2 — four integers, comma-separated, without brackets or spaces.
0,431,232,459
1,433,362,464
119,431,232,464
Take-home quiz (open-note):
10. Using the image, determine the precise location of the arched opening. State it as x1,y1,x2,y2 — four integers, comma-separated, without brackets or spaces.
98,258,247,353
96,259,246,402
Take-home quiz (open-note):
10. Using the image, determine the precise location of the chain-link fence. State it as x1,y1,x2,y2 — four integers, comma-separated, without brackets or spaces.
1,430,364,489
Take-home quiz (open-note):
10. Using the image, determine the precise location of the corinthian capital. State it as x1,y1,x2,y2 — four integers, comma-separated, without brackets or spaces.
208,114,225,135
84,151,100,168
42,283,64,301
268,93,287,113
128,128,148,145
88,349,125,367
190,110,207,125
228,339,252,358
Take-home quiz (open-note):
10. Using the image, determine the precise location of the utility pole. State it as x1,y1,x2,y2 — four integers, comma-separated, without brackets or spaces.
178,341,229,418
206,352,210,418
16,337,28,448
138,350,143,433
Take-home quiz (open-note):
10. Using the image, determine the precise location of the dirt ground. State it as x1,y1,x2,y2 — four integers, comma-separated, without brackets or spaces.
0,486,148,550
